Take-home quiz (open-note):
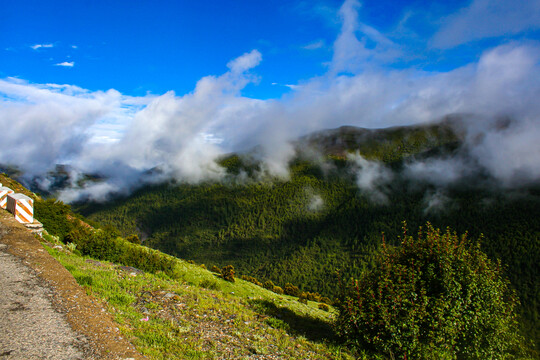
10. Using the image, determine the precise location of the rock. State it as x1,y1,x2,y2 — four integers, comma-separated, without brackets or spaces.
118,266,143,275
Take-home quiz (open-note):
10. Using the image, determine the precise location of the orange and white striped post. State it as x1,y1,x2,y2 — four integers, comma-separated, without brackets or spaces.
7,193,34,224
0,186,15,209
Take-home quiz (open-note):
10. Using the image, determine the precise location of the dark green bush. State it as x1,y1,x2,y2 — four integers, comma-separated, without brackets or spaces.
71,229,175,277
335,223,524,359
221,265,235,282
305,291,322,302
318,303,329,311
273,286,284,295
241,275,262,286
284,283,300,297
263,280,275,290
65,224,92,245
320,297,333,305
126,234,141,244
35,199,75,240
211,265,222,274
199,279,220,290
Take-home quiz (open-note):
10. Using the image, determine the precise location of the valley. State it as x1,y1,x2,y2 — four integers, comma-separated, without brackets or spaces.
61,122,539,353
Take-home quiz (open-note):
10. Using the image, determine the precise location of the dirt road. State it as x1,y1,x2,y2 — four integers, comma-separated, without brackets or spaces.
0,211,144,360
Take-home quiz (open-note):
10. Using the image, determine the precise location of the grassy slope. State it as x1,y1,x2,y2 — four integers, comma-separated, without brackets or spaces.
44,237,352,359
73,123,540,350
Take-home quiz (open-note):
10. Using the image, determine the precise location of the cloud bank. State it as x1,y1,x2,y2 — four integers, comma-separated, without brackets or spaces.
1,0,539,202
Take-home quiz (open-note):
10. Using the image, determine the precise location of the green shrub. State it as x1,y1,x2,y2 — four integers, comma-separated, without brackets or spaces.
64,223,92,245
273,286,284,295
34,199,74,240
199,264,206,270
284,283,300,297
335,223,524,359
221,265,235,282
199,279,220,290
66,242,77,252
305,291,321,302
318,303,329,312
241,275,262,287
126,234,141,244
263,280,275,290
320,297,332,305
210,265,222,274
71,228,175,277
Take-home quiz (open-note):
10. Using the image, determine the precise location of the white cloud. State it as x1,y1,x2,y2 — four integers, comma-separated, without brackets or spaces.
330,0,401,73
284,84,300,90
405,157,473,186
226,49,262,73
31,44,53,50
303,39,325,50
2,1,540,201
349,152,394,204
55,61,74,67
0,78,122,175
308,194,324,211
422,190,454,215
432,0,540,48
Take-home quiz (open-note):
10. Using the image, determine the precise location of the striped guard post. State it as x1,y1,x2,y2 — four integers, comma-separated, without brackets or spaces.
7,193,34,224
0,186,15,209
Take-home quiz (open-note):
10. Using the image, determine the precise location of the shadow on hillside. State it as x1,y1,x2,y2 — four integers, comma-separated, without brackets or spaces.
248,299,338,343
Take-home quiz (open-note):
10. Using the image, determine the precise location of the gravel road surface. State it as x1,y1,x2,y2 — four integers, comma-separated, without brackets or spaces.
0,242,88,359
0,212,143,360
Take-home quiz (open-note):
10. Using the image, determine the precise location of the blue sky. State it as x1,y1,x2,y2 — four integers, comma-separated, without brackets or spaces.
4,0,536,98
1,0,540,200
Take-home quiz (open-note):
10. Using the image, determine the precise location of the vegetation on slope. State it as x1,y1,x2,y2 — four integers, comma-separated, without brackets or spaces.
72,123,540,353
336,223,525,359
0,172,40,199
42,233,351,359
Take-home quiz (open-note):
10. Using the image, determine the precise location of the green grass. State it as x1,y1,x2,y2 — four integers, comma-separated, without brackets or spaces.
44,241,353,359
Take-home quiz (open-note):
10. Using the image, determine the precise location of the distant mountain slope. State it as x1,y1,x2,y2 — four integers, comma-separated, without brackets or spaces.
297,119,461,160
74,121,539,350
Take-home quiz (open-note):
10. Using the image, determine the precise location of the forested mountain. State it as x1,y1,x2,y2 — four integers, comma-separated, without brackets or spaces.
73,121,539,349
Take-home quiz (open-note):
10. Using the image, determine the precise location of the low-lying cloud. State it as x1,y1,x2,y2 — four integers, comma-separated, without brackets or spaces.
1,0,539,202
349,152,393,204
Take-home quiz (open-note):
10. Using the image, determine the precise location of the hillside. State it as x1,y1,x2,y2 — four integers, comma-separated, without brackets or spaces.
71,122,540,351
1,176,352,359
45,236,350,359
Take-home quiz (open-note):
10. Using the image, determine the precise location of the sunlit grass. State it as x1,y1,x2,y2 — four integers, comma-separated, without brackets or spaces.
45,242,353,359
